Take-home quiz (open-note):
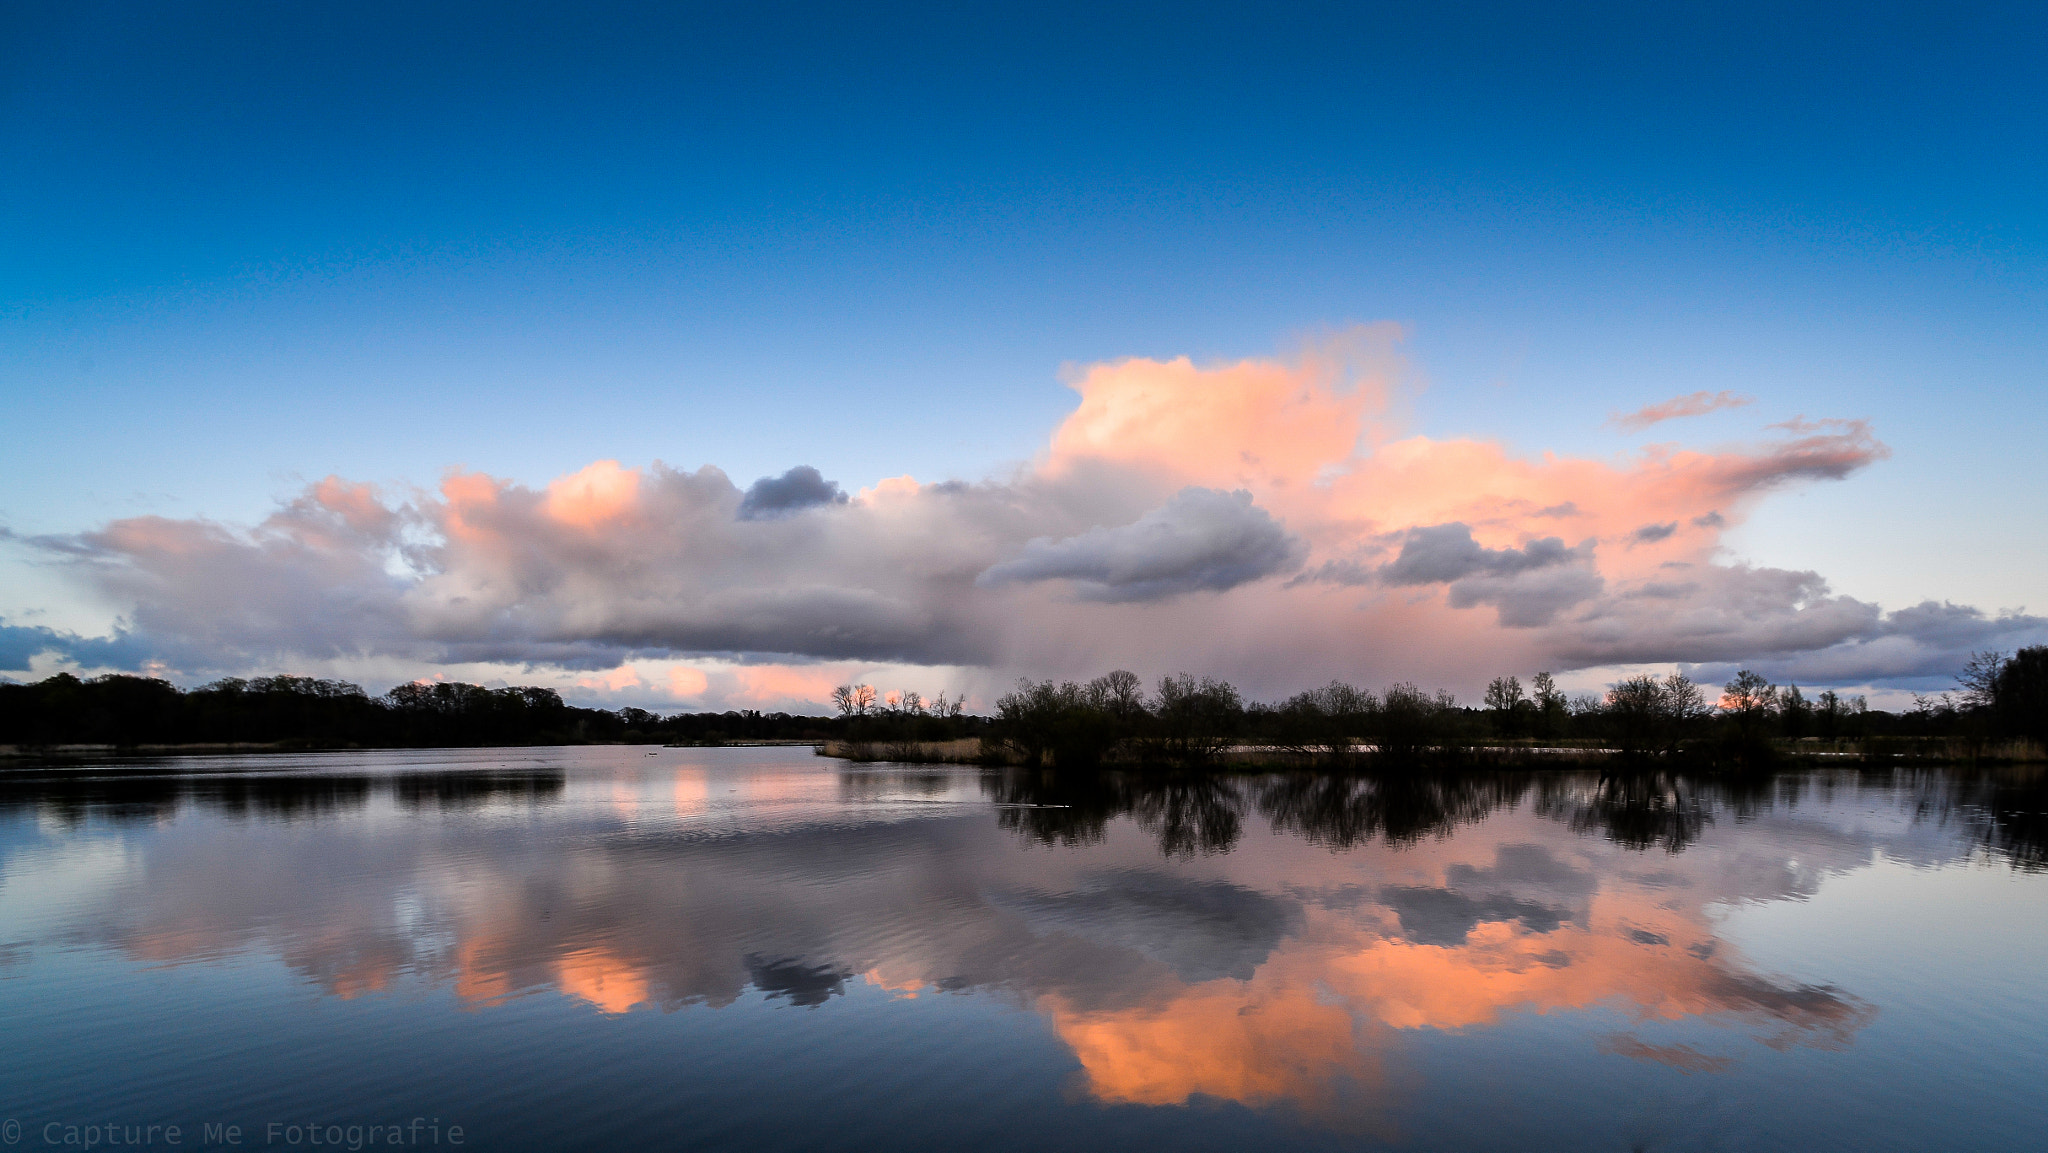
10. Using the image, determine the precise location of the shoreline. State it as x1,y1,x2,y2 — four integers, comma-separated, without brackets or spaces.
819,736,2047,768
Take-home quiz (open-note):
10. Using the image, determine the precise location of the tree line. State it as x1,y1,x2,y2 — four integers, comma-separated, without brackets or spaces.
986,648,2048,769
0,673,938,749
4,645,2040,758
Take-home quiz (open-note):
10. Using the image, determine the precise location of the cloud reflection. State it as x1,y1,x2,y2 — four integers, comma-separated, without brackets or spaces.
7,758,2030,1127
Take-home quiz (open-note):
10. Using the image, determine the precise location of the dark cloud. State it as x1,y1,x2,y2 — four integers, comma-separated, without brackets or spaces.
1629,522,1677,544
1553,568,2048,682
976,487,1305,603
1447,567,1606,628
1288,557,1378,588
1379,885,1572,946
743,954,853,1007
737,466,849,520
1373,524,1602,627
1445,843,1597,897
1380,523,1583,585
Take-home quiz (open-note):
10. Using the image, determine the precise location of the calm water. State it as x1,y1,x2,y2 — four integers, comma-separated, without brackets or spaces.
2,748,2044,1152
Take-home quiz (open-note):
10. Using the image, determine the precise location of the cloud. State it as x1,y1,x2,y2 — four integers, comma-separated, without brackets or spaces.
1610,390,1753,432
13,327,2033,696
737,466,849,520
1379,885,1572,946
1379,524,1584,585
1370,524,1602,627
1554,567,2045,682
1446,566,1607,628
976,487,1305,602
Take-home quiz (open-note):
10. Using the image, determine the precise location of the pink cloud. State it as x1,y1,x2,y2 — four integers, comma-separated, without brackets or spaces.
23,328,2040,697
1609,389,1754,432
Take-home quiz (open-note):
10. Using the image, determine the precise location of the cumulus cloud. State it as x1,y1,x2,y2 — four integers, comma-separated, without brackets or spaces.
737,466,849,520
1610,390,1753,432
977,488,1305,602
1361,524,1603,627
11,327,2038,699
1553,565,2044,684
1379,524,1586,586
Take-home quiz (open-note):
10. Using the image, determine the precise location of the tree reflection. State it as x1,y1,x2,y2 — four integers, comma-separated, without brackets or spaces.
1129,776,1246,858
1536,772,1716,854
388,770,566,809
1973,769,2048,870
1256,772,1531,849
985,768,1128,848
984,770,1248,856
0,765,564,824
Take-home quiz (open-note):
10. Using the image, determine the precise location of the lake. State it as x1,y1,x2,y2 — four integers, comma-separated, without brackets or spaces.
2,747,2043,1151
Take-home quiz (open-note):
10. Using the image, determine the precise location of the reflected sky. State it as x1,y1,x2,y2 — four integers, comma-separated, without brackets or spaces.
2,748,2044,1151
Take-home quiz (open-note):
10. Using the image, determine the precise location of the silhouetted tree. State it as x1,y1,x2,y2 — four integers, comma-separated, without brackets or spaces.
993,679,1120,767
1375,682,1452,763
1994,647,2048,743
1264,680,1375,765
1148,673,1243,765
1780,683,1811,739
1719,669,1779,765
1078,671,1126,716
1957,650,2009,713
1815,690,1844,739
1485,675,1526,737
1530,671,1568,739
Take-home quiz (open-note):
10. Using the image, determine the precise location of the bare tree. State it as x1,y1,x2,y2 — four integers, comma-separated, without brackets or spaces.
1958,650,2009,711
1088,669,1145,722
1484,675,1525,713
1662,673,1710,753
1605,675,1666,755
1720,670,1776,718
1662,673,1710,726
830,685,856,717
1531,671,1567,737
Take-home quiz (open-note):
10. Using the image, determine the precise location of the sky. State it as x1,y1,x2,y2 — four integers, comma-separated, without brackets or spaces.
2,0,2044,711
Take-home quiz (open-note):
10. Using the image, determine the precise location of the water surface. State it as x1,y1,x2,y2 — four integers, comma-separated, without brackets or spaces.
2,748,2043,1151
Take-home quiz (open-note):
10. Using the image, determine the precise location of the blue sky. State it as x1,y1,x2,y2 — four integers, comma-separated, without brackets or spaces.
2,1,2043,702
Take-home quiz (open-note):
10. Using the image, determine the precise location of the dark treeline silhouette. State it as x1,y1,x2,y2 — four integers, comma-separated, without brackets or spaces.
0,672,985,750
988,651,2048,771
7,646,2042,763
